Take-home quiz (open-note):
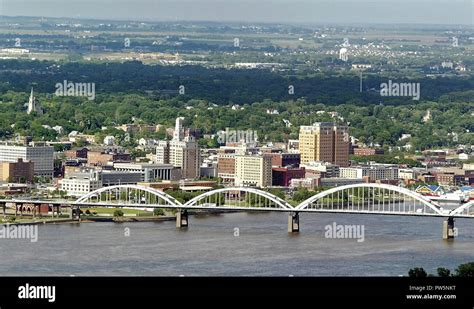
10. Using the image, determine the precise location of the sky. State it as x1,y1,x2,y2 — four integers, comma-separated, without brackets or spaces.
0,0,472,25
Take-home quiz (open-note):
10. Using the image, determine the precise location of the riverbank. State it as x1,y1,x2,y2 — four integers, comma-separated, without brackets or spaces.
0,215,176,225
0,209,243,225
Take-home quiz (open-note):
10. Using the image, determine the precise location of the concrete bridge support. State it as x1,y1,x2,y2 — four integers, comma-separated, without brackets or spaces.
443,217,455,240
288,212,300,233
15,203,23,217
69,206,81,221
176,209,189,228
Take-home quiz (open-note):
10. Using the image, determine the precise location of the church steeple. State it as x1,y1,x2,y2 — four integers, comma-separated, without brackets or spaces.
27,88,35,114
27,87,42,115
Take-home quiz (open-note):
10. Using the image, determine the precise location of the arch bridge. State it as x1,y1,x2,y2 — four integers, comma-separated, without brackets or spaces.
1,183,472,239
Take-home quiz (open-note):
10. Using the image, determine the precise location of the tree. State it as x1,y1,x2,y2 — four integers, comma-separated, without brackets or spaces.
408,267,427,278
455,262,474,277
266,188,285,200
153,208,165,216
113,209,124,217
437,267,451,277
292,188,316,202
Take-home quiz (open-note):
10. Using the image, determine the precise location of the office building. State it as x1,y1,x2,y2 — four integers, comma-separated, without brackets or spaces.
217,149,236,183
0,143,54,177
59,174,102,197
302,161,340,178
299,122,349,167
0,158,34,183
156,117,200,179
272,167,305,187
267,152,301,167
235,155,272,187
87,150,131,166
340,163,399,182
113,162,180,182
353,147,385,156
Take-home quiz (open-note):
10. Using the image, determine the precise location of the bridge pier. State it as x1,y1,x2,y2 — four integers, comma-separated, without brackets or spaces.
69,206,81,221
443,217,455,240
288,212,300,233
176,209,188,228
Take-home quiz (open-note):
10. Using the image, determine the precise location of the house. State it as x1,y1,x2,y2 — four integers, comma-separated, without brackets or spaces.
415,185,441,195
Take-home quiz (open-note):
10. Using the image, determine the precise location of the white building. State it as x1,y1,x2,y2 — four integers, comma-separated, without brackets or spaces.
113,162,179,182
441,61,454,69
59,177,102,197
1,48,30,54
399,168,415,180
0,143,54,177
103,136,115,146
234,155,272,187
52,126,64,135
302,161,340,178
290,178,318,190
340,163,399,182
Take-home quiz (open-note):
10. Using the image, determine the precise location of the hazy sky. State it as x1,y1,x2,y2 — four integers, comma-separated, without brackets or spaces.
0,0,472,25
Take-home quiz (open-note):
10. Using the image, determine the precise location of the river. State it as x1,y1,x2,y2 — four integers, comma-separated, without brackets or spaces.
1,212,473,276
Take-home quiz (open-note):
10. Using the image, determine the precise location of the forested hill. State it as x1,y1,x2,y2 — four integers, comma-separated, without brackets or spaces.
0,60,472,105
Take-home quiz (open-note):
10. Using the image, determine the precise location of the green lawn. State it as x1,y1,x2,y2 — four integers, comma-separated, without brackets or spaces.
83,207,151,215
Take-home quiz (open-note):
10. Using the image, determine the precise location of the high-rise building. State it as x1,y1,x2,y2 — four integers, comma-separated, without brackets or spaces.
156,141,170,165
156,117,200,179
217,149,236,183
0,143,54,177
299,122,349,167
173,117,184,141
234,155,272,187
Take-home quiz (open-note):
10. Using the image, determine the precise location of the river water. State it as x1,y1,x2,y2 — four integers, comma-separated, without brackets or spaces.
1,212,473,276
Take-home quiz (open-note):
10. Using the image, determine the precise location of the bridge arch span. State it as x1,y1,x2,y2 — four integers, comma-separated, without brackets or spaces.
296,183,444,216
75,184,182,207
183,187,293,211
450,200,474,217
